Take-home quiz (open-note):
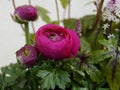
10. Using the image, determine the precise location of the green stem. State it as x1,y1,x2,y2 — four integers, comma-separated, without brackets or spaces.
55,0,60,25
28,0,31,5
24,22,30,45
68,0,71,20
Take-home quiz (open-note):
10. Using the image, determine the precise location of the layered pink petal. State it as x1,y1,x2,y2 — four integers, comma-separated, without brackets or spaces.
35,24,80,60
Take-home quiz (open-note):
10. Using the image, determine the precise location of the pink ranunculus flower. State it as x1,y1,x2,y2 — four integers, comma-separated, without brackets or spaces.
16,45,38,67
35,24,80,60
14,5,38,21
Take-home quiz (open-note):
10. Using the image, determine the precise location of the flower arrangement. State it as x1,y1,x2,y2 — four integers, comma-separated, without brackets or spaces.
0,0,120,90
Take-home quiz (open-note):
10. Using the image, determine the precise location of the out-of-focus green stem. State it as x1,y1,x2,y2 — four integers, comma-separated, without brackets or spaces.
55,0,60,25
68,0,71,20
24,22,30,45
28,0,31,5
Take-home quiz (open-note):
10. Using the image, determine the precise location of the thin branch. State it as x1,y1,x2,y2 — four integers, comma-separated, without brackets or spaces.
11,0,25,32
92,0,104,30
12,0,16,9
55,0,60,24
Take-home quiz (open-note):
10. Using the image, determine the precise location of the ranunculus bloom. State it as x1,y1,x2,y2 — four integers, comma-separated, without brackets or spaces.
35,24,80,60
16,45,38,67
14,5,37,21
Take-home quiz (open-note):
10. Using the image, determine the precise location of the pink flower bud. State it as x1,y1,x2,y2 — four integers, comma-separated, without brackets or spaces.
16,45,38,67
35,24,80,60
14,5,37,21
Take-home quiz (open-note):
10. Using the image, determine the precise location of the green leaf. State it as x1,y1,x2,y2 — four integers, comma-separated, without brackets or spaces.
83,64,104,83
41,71,55,89
37,69,71,89
103,64,120,90
89,50,112,64
80,37,92,55
0,63,27,89
60,0,70,9
87,30,104,50
36,6,51,23
55,70,71,89
80,15,95,35
99,37,118,50
62,18,76,29
37,70,50,78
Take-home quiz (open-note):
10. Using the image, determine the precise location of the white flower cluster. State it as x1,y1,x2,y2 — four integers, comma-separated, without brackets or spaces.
103,0,120,23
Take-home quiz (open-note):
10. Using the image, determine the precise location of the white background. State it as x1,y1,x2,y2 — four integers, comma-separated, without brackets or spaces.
0,0,108,67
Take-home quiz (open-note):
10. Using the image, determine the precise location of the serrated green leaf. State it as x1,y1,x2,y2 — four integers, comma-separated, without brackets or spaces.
55,70,71,89
38,68,71,90
36,6,50,23
37,70,50,78
60,0,70,9
41,71,55,90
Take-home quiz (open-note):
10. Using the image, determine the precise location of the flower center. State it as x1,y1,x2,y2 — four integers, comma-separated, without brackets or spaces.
45,31,65,41
22,49,30,56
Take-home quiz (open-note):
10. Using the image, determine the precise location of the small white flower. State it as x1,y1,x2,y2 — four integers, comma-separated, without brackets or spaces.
103,23,110,30
115,28,119,32
107,34,115,39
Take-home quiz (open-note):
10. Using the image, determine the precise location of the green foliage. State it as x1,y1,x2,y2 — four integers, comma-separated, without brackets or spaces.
1,0,120,88
83,64,104,83
80,37,92,55
36,6,51,23
103,63,120,90
62,18,76,29
37,69,71,89
80,15,96,35
0,63,27,90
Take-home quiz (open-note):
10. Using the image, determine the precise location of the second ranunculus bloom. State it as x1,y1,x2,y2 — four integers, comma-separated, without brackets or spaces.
35,24,80,60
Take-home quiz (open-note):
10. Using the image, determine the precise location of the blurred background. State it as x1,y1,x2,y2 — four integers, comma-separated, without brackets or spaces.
0,0,108,67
